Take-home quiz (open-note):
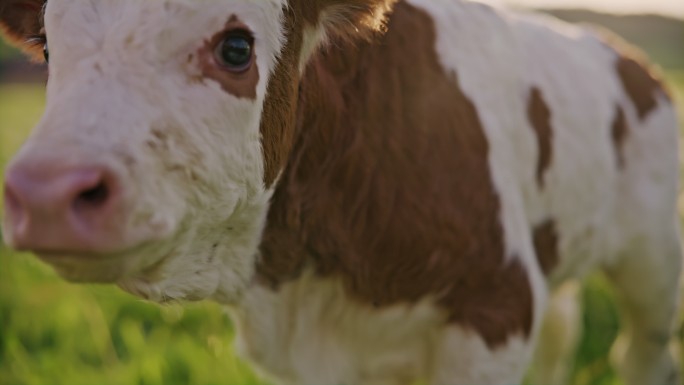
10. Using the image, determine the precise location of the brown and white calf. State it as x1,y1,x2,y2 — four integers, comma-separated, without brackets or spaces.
1,0,681,384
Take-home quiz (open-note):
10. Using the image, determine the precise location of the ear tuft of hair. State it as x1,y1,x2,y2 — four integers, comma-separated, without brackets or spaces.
0,0,47,60
291,0,398,43
323,0,397,41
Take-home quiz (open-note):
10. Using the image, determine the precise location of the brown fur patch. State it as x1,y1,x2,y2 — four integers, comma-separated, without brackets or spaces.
259,0,396,186
616,56,668,120
527,87,553,188
258,1,533,348
533,220,559,276
258,6,305,187
198,18,259,100
593,26,671,121
611,105,629,168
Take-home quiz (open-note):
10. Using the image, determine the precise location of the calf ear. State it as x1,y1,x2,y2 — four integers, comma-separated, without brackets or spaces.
0,0,46,60
294,0,397,41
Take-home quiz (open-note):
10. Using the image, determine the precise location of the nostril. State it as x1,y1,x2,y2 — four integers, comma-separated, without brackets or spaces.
76,181,110,207
70,169,120,224
68,168,119,214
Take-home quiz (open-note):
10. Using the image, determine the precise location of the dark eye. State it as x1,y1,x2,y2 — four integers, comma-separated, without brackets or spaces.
43,41,49,63
214,33,253,72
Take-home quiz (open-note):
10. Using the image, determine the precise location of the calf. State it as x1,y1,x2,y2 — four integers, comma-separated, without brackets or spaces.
1,0,681,384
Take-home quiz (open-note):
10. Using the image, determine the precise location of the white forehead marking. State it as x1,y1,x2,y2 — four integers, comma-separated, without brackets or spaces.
44,0,287,88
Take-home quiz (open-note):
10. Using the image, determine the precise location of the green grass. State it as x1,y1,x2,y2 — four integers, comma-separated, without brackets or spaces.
1,76,683,385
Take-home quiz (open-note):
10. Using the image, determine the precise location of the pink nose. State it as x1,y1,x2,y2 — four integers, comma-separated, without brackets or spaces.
3,163,121,254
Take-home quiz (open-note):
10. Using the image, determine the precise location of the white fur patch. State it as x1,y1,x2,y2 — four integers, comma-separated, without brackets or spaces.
299,25,327,72
232,270,465,384
431,329,531,385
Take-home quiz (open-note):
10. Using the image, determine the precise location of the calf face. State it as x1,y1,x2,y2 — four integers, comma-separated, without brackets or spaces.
2,0,288,302
1,0,393,303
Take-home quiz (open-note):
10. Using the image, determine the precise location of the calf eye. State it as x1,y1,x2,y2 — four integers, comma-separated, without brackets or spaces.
214,32,253,72
43,42,49,63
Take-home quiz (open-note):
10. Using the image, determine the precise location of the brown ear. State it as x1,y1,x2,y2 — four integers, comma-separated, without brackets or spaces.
0,0,46,60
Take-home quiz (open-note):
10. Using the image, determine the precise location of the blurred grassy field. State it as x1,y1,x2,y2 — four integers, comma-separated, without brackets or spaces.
0,74,683,385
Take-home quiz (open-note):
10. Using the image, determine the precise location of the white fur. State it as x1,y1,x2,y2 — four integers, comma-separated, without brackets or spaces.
430,330,531,385
299,25,327,72
233,270,446,385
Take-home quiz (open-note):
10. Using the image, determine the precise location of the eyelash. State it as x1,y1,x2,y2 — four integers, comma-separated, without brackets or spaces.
26,33,47,49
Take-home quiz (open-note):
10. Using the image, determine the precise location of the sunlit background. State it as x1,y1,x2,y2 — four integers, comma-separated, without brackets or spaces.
0,1,683,385
507,0,684,17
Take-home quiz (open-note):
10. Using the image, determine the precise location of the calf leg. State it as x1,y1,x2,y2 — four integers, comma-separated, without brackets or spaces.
604,227,682,385
528,282,581,385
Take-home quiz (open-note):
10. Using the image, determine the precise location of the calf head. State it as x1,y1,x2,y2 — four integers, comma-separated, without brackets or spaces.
0,0,394,303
